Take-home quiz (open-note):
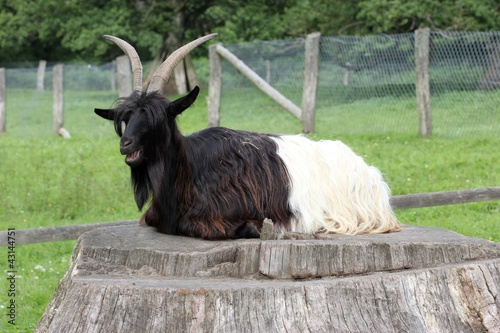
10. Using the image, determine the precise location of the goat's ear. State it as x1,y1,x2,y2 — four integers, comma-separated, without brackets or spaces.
170,86,200,117
94,108,116,120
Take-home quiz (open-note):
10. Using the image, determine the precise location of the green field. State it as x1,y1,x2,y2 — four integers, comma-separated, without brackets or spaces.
1,88,499,332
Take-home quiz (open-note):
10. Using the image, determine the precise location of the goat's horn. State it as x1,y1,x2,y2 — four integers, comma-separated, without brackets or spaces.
147,33,218,95
104,35,143,93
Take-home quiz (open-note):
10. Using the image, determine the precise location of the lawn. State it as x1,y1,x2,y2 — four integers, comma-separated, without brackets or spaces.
0,87,499,332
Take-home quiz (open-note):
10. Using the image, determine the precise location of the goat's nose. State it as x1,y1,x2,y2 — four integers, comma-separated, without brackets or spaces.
120,137,133,149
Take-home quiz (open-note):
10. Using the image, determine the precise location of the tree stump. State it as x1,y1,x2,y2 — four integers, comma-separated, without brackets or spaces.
35,224,500,333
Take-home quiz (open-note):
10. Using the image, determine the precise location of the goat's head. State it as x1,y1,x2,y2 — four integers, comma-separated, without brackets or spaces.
95,34,216,168
95,88,199,167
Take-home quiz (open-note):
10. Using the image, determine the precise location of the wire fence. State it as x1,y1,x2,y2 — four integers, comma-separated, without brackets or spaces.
1,31,499,138
2,62,117,137
221,31,500,137
5,62,117,93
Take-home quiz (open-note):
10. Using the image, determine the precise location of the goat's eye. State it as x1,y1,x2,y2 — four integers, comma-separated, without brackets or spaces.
121,121,127,133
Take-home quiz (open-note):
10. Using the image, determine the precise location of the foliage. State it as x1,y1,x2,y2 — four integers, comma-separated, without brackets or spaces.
357,0,500,33
56,0,150,59
0,0,174,62
1,0,499,63
279,0,366,36
201,0,291,42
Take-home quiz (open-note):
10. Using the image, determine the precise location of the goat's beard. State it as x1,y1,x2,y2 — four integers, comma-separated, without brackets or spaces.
130,162,151,211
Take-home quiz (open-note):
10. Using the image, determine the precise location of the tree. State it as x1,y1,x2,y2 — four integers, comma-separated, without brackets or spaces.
0,0,499,65
357,0,500,34
0,0,71,63
0,0,176,63
279,0,365,36
141,0,215,93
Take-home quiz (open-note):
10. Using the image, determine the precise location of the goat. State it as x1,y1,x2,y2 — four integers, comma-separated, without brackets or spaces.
95,33,400,239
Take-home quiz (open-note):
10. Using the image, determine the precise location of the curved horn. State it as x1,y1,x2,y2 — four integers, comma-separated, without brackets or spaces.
147,33,218,95
104,35,143,93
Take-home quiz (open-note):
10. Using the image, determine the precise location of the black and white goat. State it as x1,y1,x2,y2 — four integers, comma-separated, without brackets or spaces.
95,33,400,239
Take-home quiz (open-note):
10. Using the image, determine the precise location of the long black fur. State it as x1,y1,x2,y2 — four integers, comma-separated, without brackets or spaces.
96,87,291,239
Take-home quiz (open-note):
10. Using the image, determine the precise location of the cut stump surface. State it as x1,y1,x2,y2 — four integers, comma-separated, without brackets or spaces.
35,224,500,333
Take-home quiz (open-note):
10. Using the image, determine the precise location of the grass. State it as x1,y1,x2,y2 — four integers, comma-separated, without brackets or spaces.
1,242,74,333
1,87,499,332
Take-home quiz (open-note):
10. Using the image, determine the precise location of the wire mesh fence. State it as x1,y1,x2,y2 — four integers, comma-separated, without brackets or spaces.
5,62,115,91
2,62,118,137
428,31,500,136
221,31,500,137
1,31,499,138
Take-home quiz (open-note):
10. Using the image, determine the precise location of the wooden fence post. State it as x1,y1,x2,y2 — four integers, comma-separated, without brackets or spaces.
53,64,70,138
0,68,5,134
343,62,351,86
174,60,187,95
110,60,116,92
37,60,47,91
301,32,321,133
415,28,432,136
265,60,271,83
116,55,132,97
53,64,63,134
207,43,222,127
185,55,200,90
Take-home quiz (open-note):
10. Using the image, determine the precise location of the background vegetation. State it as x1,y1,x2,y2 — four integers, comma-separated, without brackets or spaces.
1,0,499,64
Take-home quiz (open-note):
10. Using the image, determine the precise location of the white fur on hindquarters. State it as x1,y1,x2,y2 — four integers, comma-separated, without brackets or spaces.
272,135,399,235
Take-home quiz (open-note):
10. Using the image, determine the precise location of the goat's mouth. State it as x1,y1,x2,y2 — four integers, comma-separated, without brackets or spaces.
125,150,142,166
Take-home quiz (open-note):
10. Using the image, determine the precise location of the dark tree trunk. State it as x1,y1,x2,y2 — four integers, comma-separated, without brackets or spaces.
143,0,200,96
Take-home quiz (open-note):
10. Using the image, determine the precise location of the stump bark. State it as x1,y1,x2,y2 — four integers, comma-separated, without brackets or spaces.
35,224,500,333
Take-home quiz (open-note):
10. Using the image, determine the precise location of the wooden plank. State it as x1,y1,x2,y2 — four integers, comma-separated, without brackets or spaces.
0,220,137,246
301,32,321,133
216,44,303,119
207,44,222,127
415,28,432,137
0,68,5,134
391,187,500,210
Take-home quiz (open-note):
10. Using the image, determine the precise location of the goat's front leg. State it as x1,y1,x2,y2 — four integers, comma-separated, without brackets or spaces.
178,219,260,240
232,221,261,239
139,207,157,227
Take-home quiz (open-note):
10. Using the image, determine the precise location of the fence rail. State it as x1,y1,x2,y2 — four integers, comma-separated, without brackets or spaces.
2,187,499,246
1,220,137,246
